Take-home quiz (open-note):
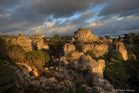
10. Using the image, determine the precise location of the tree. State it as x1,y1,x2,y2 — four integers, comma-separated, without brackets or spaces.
104,52,129,86
105,35,110,39
26,50,50,70
53,34,61,42
0,59,15,93
0,37,7,58
7,44,26,63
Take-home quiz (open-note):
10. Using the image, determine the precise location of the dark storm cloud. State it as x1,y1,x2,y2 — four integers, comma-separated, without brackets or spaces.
99,0,139,17
0,0,103,34
32,0,102,18
0,0,20,7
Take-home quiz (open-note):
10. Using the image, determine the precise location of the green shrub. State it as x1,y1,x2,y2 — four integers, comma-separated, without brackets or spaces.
0,37,7,58
26,50,50,71
104,52,129,86
67,52,73,62
7,44,26,63
85,50,96,60
76,87,86,93
0,59,15,93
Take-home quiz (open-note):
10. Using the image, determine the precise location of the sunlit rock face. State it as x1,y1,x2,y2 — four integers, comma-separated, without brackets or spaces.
79,43,109,57
74,27,110,57
74,27,99,43
63,43,76,56
31,34,49,50
115,42,128,61
70,51,83,61
80,55,105,79
17,34,32,51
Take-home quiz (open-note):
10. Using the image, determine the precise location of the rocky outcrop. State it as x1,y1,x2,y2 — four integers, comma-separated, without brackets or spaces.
63,43,76,56
71,51,83,60
78,43,109,57
74,28,109,57
92,79,116,93
79,55,116,93
3,34,49,51
31,34,49,50
80,55,105,79
42,43,49,50
17,34,32,51
74,27,99,43
115,42,128,61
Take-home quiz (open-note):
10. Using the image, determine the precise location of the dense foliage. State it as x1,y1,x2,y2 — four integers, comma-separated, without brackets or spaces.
0,59,15,93
85,50,96,60
0,37,7,58
104,52,129,87
26,50,50,71
7,44,26,63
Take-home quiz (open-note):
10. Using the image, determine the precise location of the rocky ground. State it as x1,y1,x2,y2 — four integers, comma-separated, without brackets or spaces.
1,27,139,93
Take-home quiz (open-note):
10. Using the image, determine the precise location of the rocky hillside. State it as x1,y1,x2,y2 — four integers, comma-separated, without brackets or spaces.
0,28,139,93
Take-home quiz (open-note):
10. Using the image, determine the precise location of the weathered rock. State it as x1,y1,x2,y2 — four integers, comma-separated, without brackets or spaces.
16,63,32,72
17,34,32,51
79,43,109,57
115,42,128,61
74,27,99,43
80,55,105,79
32,67,39,76
70,51,83,60
31,34,49,50
92,79,117,93
43,43,49,50
63,43,76,55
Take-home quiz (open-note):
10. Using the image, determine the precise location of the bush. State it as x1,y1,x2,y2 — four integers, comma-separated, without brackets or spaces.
0,59,15,93
67,52,73,62
7,44,26,63
104,52,129,86
0,37,7,58
85,50,96,60
26,50,50,71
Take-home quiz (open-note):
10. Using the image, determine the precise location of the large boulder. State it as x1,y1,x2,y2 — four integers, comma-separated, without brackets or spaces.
63,43,76,56
74,27,99,43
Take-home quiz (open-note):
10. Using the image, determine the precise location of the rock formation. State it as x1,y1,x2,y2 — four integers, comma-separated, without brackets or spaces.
80,55,105,79
17,34,32,51
78,43,109,57
2,34,49,51
31,34,49,50
63,43,76,56
115,42,128,61
74,27,99,43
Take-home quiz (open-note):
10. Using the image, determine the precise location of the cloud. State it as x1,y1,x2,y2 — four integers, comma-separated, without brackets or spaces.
0,0,139,37
32,0,102,18
89,16,139,37
87,20,109,28
99,0,139,17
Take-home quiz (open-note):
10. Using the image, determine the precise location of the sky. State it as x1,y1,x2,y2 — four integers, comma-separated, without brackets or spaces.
0,0,139,37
